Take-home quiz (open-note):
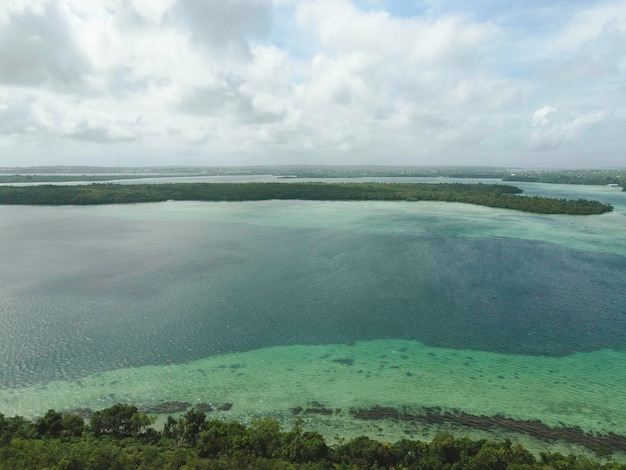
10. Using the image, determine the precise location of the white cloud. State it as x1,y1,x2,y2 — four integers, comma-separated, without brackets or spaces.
532,106,557,126
65,120,138,143
449,79,526,110
0,0,624,168
547,1,626,54
167,0,272,56
528,109,610,151
0,1,91,88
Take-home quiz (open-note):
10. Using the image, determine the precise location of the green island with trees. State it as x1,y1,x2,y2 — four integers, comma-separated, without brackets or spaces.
270,167,626,190
1,404,625,469
502,170,626,189
0,182,613,215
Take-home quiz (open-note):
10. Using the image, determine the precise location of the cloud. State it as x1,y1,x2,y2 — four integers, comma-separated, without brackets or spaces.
65,120,138,144
532,106,557,126
546,0,626,54
166,0,272,56
178,83,285,124
296,0,498,88
276,0,506,158
449,79,526,110
176,45,290,124
0,0,624,168
0,1,91,88
434,116,496,146
528,109,609,151
540,5,626,84
0,90,70,137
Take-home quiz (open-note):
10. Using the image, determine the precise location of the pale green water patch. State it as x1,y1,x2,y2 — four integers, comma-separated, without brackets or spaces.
2,339,624,438
61,199,626,256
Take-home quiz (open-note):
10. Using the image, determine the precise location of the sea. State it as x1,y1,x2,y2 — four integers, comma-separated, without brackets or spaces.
1,177,625,457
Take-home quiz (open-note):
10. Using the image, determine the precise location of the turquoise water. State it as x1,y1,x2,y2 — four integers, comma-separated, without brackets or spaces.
0,183,625,456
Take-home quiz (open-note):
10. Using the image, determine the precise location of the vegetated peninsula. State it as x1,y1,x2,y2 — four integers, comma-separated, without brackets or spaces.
0,182,613,215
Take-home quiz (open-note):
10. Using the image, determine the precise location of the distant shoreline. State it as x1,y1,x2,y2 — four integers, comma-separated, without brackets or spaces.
1,166,624,190
0,182,613,215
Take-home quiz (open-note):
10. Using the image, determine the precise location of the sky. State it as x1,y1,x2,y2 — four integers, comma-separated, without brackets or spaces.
0,0,625,169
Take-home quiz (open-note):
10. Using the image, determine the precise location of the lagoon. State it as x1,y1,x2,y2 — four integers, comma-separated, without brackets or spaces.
0,181,625,456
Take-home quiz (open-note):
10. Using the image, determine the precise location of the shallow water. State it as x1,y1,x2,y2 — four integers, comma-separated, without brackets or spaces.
0,184,625,456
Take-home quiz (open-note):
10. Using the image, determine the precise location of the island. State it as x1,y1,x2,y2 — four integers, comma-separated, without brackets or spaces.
0,182,613,215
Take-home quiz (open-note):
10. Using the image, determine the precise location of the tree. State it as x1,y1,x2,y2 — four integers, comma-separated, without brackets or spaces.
35,410,64,438
248,417,282,459
89,404,153,438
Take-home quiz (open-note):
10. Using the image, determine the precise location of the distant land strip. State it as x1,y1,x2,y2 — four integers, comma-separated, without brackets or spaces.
2,167,625,190
0,182,613,215
0,174,164,183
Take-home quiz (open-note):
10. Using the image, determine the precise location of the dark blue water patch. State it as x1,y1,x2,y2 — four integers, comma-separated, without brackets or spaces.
215,228,626,358
1,216,625,387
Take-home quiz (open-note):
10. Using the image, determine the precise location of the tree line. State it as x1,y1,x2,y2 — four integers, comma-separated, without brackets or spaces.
1,404,624,469
503,170,626,190
0,182,614,215
0,175,155,183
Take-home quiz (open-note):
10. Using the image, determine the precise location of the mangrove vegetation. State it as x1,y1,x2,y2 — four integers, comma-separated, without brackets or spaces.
0,182,614,215
1,404,624,469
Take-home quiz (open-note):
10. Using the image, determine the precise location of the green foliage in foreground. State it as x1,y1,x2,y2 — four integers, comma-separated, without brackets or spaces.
0,182,613,214
1,405,625,469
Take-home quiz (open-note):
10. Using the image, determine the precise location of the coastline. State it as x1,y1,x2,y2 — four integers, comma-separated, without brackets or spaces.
2,339,625,461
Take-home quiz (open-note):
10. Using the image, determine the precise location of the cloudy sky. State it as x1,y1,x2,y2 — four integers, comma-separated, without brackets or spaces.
0,0,625,168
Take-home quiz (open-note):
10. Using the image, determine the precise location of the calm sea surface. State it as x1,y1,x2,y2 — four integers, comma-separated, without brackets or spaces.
1,179,625,449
